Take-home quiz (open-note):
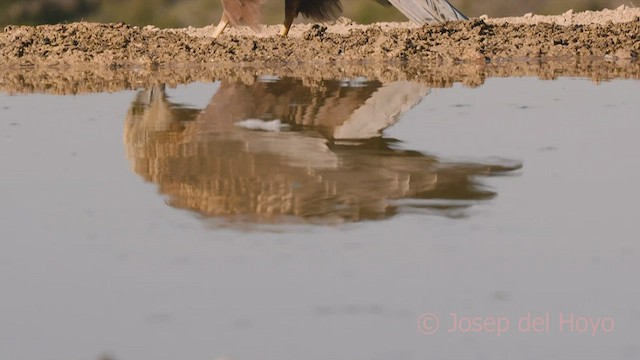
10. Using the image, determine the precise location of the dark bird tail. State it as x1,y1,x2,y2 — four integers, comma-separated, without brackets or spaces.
298,0,342,21
381,0,467,23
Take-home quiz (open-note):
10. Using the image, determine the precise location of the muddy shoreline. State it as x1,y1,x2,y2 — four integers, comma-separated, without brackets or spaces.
1,7,639,69
1,59,639,95
0,7,639,95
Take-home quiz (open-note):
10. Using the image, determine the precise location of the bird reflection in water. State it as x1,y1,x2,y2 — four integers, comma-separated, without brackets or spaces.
124,77,521,224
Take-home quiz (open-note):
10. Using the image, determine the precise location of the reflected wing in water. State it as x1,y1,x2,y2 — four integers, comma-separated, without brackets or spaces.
124,77,520,224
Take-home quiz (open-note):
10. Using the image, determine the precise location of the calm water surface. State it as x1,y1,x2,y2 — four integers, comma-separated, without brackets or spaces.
0,73,639,360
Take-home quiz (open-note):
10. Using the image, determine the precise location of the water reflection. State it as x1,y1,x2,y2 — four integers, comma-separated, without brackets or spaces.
124,77,521,223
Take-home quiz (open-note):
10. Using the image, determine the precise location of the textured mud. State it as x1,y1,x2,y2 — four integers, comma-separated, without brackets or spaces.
1,60,639,95
1,7,639,69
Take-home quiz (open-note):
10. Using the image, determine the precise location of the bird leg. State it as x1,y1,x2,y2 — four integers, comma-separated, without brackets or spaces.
212,12,230,38
280,0,300,37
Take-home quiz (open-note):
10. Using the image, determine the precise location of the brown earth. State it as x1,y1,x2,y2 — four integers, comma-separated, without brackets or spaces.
1,6,639,67
0,7,639,94
2,59,639,95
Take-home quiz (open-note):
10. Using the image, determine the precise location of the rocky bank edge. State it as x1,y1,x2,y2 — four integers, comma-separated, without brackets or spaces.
1,7,639,68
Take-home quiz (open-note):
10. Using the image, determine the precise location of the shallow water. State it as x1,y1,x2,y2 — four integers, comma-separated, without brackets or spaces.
1,71,639,360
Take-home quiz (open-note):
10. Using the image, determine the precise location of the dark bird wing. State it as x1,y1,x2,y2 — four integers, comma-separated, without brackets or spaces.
382,0,467,23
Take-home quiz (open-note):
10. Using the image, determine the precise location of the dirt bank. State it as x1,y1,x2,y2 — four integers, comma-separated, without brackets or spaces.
1,60,639,95
1,7,639,69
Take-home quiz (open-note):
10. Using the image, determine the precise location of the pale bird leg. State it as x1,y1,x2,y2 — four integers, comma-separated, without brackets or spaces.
212,12,230,38
280,15,294,37
280,0,299,37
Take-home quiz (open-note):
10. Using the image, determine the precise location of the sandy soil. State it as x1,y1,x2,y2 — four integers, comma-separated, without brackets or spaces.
1,59,639,95
1,7,638,70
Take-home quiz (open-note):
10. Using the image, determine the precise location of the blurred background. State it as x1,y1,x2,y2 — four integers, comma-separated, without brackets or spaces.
0,0,630,28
